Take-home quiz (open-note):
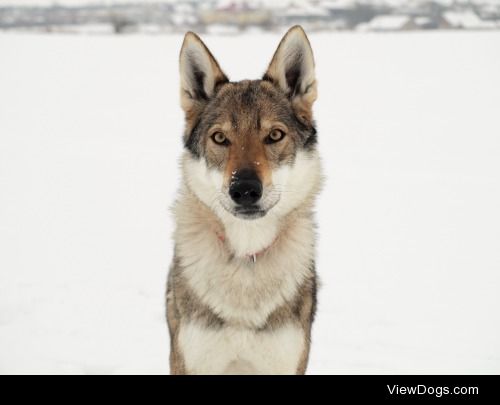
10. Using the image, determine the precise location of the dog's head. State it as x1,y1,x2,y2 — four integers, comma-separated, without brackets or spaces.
180,26,320,221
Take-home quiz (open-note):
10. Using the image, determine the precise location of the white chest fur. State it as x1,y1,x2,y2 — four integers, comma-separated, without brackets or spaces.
177,214,315,328
178,321,304,375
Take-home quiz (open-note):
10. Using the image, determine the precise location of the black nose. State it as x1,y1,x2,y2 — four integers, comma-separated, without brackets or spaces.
229,169,263,207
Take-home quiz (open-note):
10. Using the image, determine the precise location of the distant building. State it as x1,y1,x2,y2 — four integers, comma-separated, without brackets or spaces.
199,1,271,29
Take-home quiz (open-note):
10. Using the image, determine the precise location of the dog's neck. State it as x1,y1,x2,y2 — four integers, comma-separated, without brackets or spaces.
216,211,281,259
178,187,287,259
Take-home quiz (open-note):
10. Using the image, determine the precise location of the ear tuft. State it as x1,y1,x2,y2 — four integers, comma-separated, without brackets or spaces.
263,26,317,119
179,32,228,113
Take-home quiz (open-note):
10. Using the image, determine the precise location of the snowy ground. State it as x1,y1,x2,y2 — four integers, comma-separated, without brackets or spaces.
0,32,499,375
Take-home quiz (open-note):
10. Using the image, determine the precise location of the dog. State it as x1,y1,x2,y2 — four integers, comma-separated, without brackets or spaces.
166,25,322,375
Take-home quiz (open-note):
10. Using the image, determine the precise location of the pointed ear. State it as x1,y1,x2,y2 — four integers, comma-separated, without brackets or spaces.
263,26,317,123
179,32,228,114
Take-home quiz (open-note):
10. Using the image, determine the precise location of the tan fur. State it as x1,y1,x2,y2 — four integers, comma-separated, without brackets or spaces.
167,26,321,375
203,80,299,178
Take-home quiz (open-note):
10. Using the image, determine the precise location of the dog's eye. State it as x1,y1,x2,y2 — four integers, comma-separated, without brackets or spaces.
211,132,229,146
265,129,286,144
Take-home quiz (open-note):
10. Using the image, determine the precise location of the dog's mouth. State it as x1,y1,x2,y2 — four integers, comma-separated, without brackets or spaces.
217,189,280,220
233,205,267,220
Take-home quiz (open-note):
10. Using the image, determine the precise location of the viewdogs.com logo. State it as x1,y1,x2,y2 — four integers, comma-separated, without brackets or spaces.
387,385,479,398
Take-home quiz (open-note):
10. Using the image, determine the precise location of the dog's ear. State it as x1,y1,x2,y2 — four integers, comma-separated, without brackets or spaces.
179,32,228,115
263,26,317,124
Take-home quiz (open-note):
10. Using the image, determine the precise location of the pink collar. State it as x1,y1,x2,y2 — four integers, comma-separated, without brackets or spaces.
215,231,277,263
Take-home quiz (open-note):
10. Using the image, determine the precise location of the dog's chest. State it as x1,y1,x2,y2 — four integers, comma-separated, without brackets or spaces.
178,321,304,375
176,202,315,328
180,244,312,328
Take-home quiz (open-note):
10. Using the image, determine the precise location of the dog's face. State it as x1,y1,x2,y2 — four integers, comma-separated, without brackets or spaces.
179,26,319,220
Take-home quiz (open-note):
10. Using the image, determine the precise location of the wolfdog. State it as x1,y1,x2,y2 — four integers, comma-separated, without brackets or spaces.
166,26,322,375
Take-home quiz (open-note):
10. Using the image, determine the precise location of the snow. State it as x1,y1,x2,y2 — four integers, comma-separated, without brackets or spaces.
205,24,240,35
1,31,500,374
60,23,115,34
283,4,330,18
444,11,497,29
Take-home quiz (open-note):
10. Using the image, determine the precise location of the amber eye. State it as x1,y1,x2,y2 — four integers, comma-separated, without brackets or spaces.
265,129,286,144
212,132,229,146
